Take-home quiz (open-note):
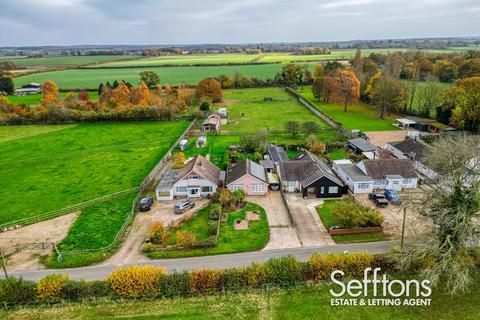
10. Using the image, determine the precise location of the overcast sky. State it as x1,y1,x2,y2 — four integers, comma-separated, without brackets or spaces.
0,0,479,46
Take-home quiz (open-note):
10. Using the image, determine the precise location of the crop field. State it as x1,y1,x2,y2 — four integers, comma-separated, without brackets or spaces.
13,63,299,89
93,53,259,67
295,86,398,131
0,121,189,224
1,55,141,67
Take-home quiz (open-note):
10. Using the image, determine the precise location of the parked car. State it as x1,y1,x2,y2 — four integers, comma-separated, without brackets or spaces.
139,197,153,212
174,199,195,214
384,189,401,205
368,192,389,207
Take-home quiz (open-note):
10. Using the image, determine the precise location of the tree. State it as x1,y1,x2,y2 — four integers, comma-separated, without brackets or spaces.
195,78,222,102
324,61,343,76
0,76,14,95
416,76,444,118
302,121,320,135
370,75,406,119
433,60,458,83
335,70,360,112
384,53,405,79
172,152,186,168
397,135,480,294
176,231,196,248
312,76,336,103
305,134,325,155
313,64,325,81
216,75,233,88
218,188,235,210
458,59,480,79
406,61,420,111
41,80,59,105
139,71,160,89
279,63,303,87
78,90,89,102
447,77,480,132
130,82,151,106
284,120,301,137
199,100,210,111
233,189,246,207
148,222,169,245
111,81,131,107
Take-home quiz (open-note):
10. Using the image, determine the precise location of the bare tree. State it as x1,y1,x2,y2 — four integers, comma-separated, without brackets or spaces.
416,75,444,118
407,61,420,112
397,134,480,295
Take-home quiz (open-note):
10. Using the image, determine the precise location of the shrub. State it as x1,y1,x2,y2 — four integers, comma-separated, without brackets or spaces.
148,222,169,245
191,269,222,293
221,268,248,290
84,280,110,298
142,242,154,253
0,277,36,305
172,152,186,169
210,204,222,221
263,256,304,285
60,280,88,300
306,253,374,281
107,265,166,298
36,274,69,303
333,201,383,229
245,263,267,287
176,231,197,248
157,271,192,296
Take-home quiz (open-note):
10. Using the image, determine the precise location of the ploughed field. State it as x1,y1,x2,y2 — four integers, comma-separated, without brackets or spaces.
0,121,189,224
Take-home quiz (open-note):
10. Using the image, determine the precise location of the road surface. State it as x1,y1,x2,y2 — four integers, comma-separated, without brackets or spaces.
2,240,397,281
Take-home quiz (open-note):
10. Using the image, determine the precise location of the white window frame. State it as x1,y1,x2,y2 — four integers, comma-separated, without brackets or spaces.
231,185,245,191
328,186,338,194
176,186,187,193
252,184,264,193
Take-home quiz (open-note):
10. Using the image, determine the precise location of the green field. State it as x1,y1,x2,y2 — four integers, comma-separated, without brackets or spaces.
5,92,99,105
94,53,259,67
296,86,398,131
316,199,387,243
148,202,269,258
1,55,141,67
0,121,189,224
3,275,480,320
13,64,297,89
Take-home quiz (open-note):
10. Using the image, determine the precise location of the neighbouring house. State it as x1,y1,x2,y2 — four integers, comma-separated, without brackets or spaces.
395,118,417,129
266,144,288,164
278,149,344,198
382,138,438,179
356,158,418,190
348,138,377,157
226,159,269,196
259,159,275,173
332,160,375,194
202,114,221,132
14,82,42,96
156,155,223,201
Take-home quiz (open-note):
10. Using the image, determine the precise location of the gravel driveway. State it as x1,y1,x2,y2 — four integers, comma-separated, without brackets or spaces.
246,192,301,250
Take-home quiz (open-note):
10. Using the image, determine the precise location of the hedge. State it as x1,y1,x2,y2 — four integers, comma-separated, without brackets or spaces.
0,252,395,306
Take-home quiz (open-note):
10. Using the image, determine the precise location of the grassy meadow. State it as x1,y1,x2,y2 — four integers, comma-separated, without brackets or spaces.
13,63,297,89
295,86,398,131
5,91,99,105
0,121,189,224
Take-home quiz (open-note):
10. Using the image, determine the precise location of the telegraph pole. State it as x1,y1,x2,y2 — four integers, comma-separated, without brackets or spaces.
0,249,8,278
400,207,407,251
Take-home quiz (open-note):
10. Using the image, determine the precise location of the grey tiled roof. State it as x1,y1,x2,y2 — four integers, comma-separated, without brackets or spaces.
336,163,374,182
362,159,418,180
156,169,180,190
267,144,289,162
348,138,376,152
226,159,267,185
390,138,432,162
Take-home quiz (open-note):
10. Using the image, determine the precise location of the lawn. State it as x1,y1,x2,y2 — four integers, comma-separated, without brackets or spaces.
326,148,348,161
180,134,238,169
3,55,141,67
0,121,189,225
147,202,270,258
316,199,387,243
44,193,136,268
295,86,398,131
3,274,480,320
401,80,452,117
92,53,259,67
13,64,295,89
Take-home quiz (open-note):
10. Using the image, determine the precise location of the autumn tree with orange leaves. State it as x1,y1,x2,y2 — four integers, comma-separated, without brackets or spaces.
195,78,222,102
111,82,131,107
41,80,59,105
335,70,360,112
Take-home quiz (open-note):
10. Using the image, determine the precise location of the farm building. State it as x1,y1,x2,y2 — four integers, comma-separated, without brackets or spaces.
156,155,223,201
196,135,207,148
179,139,188,151
278,150,344,198
15,83,42,96
202,114,221,132
226,159,269,196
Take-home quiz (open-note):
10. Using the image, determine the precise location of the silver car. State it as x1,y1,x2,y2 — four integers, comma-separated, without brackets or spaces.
174,199,195,214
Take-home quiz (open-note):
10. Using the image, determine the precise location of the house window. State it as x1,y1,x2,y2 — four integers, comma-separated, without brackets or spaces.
392,180,400,185
404,179,412,185
189,175,199,180
201,186,212,193
328,186,339,194
358,183,370,189
231,185,245,191
176,187,187,193
320,187,325,194
252,185,264,193
288,181,295,188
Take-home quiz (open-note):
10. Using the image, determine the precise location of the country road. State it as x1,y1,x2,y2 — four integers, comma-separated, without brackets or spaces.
2,240,397,281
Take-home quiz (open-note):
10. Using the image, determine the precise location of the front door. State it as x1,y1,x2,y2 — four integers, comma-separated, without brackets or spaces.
188,188,200,197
